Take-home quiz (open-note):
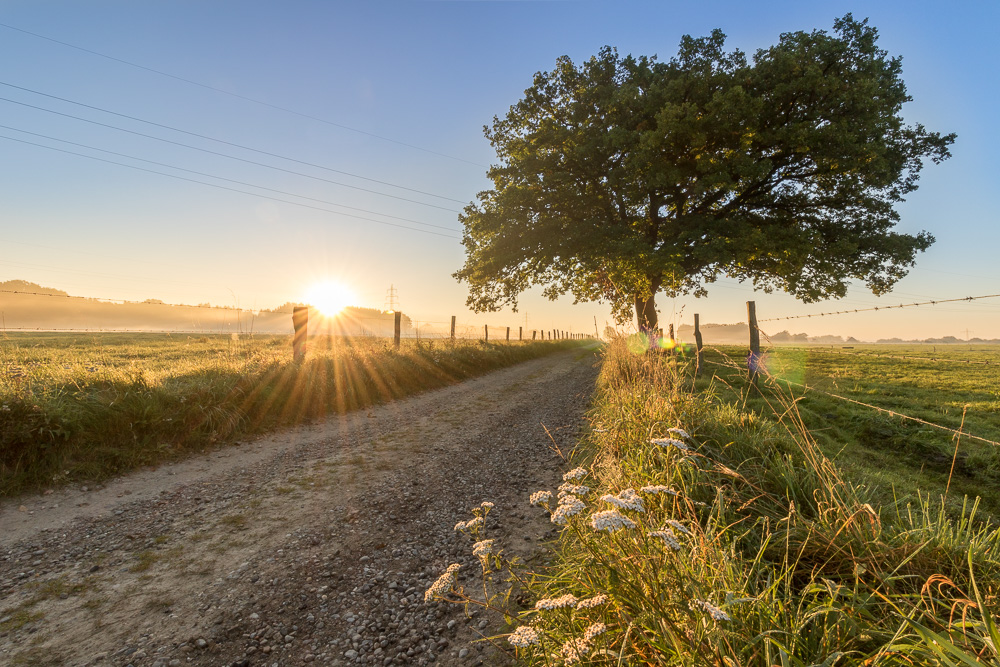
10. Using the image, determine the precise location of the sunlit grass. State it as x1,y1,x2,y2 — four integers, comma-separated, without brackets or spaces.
0,332,588,496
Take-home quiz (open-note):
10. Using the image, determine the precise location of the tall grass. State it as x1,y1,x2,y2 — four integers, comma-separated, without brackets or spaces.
0,333,585,497
474,337,1000,665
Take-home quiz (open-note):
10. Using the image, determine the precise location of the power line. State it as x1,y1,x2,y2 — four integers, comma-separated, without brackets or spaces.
0,124,459,233
0,92,463,212
0,134,461,239
758,293,1000,323
0,22,487,168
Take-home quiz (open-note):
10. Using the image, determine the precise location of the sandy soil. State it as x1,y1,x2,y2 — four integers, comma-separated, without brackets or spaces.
0,346,601,667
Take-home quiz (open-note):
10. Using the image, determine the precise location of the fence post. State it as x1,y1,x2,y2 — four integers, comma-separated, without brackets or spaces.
519,326,523,341
694,313,704,377
292,306,308,362
532,330,537,340
506,326,510,342
747,301,760,386
484,324,489,341
450,315,456,340
394,311,402,349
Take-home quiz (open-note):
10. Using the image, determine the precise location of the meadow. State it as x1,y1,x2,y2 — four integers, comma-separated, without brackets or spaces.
430,339,1000,665
0,332,583,497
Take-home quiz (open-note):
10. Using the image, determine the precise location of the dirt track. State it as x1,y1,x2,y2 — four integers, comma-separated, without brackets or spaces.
0,346,601,667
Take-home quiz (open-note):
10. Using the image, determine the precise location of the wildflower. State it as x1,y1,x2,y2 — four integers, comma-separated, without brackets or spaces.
560,637,591,665
600,488,644,512
640,485,678,496
665,519,691,535
454,516,484,532
535,593,577,610
558,483,590,497
551,496,586,525
668,427,690,439
651,437,689,451
583,622,607,641
575,594,609,609
692,599,731,622
479,501,494,510
529,490,552,506
507,625,541,647
471,539,495,558
562,467,588,481
649,529,682,551
424,563,461,601
590,509,637,532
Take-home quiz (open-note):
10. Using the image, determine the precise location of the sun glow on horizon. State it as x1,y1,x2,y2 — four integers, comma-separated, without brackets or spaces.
305,280,355,317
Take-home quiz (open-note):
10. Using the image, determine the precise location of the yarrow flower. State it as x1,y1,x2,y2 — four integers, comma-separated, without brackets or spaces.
583,622,607,641
551,496,586,525
558,483,590,497
576,594,609,609
472,539,495,558
640,485,679,496
590,509,637,532
560,637,591,665
535,593,578,610
454,516,484,531
692,599,731,622
665,519,691,535
667,427,690,439
479,501,494,510
649,529,682,551
507,625,541,648
424,563,460,601
651,437,689,451
562,467,588,481
600,488,644,512
529,490,552,506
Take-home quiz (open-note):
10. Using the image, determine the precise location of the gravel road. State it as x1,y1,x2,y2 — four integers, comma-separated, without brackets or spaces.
0,346,600,667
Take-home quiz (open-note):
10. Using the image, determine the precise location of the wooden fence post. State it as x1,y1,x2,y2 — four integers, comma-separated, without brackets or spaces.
747,301,760,386
450,315,456,340
694,313,704,377
292,306,308,362
394,311,402,349
485,324,489,341
506,326,510,341
519,326,523,341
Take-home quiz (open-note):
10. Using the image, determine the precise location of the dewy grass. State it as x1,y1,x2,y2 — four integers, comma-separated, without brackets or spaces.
0,333,589,497
440,337,1000,665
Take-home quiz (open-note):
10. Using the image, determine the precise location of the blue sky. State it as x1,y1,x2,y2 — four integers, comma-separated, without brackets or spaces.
1,1,996,339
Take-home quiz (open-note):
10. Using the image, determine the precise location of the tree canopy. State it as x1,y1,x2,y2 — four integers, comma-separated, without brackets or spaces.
453,15,955,331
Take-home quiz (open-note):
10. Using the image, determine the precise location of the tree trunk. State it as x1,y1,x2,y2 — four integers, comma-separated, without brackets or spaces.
634,294,658,333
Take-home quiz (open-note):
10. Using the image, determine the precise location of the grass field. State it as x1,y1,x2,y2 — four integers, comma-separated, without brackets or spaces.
701,343,1000,522
0,332,584,497
439,339,1000,665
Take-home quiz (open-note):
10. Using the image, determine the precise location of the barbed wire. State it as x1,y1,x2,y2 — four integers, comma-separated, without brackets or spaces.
758,293,1000,323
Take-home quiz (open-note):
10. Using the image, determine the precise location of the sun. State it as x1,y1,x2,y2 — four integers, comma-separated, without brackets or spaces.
305,280,355,317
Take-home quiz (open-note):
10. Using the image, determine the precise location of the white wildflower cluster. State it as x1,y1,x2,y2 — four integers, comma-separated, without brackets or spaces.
640,485,679,496
651,437,689,451
454,516,484,532
529,490,553,506
600,488,644,512
583,622,607,641
479,501,494,510
575,594,609,610
562,467,588,481
507,625,541,648
665,519,691,535
649,529,682,551
471,539,495,558
667,427,690,439
558,483,590,497
692,599,731,622
551,496,586,525
535,593,577,610
424,563,461,602
560,637,591,665
590,509,637,532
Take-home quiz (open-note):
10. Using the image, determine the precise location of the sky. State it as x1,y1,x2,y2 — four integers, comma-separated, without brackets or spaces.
0,0,997,341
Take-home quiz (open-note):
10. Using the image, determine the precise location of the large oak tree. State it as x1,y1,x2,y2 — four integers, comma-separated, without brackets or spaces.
454,16,954,331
